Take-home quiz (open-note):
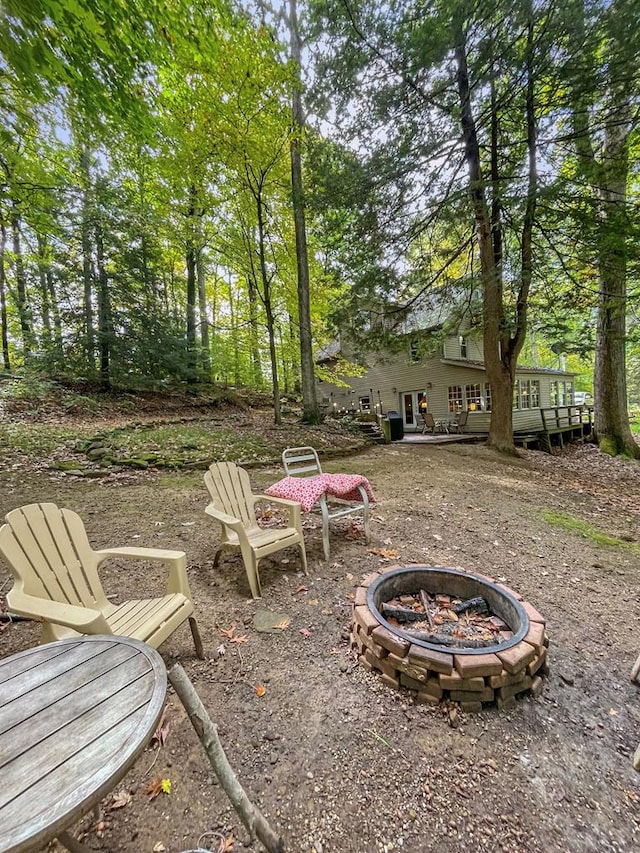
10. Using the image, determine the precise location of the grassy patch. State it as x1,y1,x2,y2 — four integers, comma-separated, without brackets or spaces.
97,421,275,465
540,508,639,550
0,423,96,458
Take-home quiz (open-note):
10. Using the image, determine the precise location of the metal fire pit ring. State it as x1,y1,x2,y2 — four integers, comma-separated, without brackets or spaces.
352,565,549,712
367,565,529,654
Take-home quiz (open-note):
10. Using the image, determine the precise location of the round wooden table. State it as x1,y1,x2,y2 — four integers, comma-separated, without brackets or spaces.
0,635,167,853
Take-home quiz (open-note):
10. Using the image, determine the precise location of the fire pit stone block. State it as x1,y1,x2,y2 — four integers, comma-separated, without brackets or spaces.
351,565,549,712
454,653,503,678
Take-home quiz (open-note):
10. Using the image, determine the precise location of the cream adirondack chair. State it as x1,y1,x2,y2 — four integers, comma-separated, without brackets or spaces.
0,502,203,657
204,461,308,599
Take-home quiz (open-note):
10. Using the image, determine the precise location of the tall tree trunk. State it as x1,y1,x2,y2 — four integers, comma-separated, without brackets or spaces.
37,234,52,350
95,217,112,390
453,11,535,454
568,0,638,457
256,193,281,425
185,187,199,384
247,273,262,388
10,206,35,360
0,218,10,370
453,20,510,452
288,0,319,422
228,272,240,387
196,235,211,380
80,149,96,375
593,96,637,456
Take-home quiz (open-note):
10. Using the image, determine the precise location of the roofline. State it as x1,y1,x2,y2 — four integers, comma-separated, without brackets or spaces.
440,358,576,377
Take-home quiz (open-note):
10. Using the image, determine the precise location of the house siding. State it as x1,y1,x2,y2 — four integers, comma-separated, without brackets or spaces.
317,335,575,435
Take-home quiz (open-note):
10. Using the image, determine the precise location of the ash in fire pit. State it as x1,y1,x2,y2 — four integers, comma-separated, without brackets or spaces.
352,565,548,712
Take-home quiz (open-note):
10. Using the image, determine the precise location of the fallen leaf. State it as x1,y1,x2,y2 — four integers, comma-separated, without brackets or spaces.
217,834,235,853
217,643,226,656
274,618,291,630
146,777,171,800
345,572,354,580
229,634,248,644
180,521,196,526
294,584,308,595
299,627,312,637
308,598,319,606
383,537,393,545
109,790,131,810
150,706,171,748
255,683,266,697
220,624,236,639
153,843,166,852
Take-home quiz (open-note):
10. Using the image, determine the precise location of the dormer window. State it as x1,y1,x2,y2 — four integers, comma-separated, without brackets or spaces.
459,336,468,358
409,340,420,363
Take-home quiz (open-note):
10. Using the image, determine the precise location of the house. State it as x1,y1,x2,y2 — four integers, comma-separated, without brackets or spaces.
316,327,577,435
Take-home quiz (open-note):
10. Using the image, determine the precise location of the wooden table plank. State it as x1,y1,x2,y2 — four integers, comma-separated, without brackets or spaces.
0,636,166,853
0,653,153,765
0,643,140,729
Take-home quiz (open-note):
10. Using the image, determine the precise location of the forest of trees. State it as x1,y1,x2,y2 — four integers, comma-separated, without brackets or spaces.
0,0,638,453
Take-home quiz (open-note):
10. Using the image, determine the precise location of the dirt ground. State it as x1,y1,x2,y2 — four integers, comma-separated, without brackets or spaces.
2,418,640,853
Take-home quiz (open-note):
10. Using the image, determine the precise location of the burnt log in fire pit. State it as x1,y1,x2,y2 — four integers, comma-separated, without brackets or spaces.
351,565,548,711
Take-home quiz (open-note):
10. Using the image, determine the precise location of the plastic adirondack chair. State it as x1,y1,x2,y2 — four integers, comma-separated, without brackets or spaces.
282,446,371,561
204,461,308,599
0,502,203,657
449,409,469,433
421,412,436,434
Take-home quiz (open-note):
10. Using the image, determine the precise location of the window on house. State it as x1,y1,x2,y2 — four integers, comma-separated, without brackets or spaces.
551,380,569,406
484,383,492,412
459,336,468,358
448,385,463,413
513,379,541,410
465,383,481,411
531,380,540,408
409,340,420,363
359,395,371,412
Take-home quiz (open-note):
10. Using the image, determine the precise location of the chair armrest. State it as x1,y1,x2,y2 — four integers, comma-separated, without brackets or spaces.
255,494,303,530
355,485,370,507
96,546,186,563
204,504,245,532
95,547,191,598
6,590,111,633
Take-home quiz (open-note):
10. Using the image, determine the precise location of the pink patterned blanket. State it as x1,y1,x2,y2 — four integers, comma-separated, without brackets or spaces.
265,473,376,513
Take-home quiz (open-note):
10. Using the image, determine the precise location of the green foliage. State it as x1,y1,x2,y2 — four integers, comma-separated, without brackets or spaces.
0,374,57,401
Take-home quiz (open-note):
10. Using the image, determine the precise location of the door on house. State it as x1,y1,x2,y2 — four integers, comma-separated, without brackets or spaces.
402,390,428,432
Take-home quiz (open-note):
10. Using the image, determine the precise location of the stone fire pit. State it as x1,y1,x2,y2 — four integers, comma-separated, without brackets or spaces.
351,565,548,711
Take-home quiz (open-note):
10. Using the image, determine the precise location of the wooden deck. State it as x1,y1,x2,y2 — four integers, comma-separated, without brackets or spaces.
397,432,485,445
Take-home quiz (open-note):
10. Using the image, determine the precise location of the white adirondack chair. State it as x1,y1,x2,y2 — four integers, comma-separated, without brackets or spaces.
0,502,203,657
282,446,371,561
204,461,308,599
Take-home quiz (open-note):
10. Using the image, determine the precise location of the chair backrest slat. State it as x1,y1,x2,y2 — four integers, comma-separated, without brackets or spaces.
205,462,256,526
282,447,323,477
0,503,107,608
